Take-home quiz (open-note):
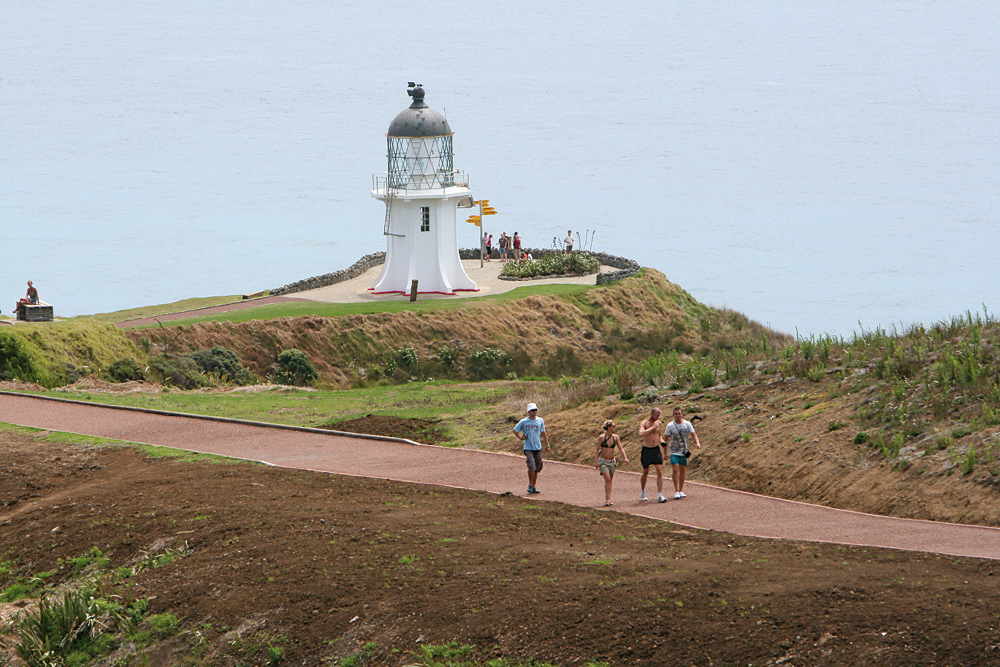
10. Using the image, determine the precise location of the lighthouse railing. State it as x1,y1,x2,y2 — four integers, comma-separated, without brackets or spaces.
372,171,469,195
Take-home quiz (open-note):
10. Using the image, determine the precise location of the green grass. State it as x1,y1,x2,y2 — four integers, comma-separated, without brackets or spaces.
33,380,520,427
0,319,143,386
83,294,245,323
122,283,597,328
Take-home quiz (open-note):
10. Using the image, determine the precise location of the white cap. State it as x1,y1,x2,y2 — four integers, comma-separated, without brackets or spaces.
526,403,538,412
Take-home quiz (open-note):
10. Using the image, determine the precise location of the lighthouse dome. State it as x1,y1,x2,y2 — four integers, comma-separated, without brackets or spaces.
387,86,453,137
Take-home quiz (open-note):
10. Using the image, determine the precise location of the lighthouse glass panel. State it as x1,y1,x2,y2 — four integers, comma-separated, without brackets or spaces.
386,136,454,190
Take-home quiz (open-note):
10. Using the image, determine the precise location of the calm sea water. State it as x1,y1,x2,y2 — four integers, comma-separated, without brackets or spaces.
3,1,998,336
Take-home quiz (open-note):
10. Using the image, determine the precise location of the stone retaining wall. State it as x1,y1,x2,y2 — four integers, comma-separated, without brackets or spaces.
271,252,386,296
270,249,639,296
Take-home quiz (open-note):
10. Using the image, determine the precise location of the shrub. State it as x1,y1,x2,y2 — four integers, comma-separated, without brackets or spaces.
395,347,418,371
964,446,977,475
188,346,252,385
613,363,641,400
435,346,458,370
107,359,145,383
16,589,102,667
276,349,317,386
147,612,180,638
466,347,512,380
0,331,38,382
148,354,206,389
62,363,86,384
500,252,600,279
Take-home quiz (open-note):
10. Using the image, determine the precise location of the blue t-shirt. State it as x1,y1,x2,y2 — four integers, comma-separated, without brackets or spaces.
514,416,546,451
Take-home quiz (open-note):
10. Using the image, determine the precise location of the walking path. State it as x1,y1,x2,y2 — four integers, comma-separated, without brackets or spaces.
3,392,999,560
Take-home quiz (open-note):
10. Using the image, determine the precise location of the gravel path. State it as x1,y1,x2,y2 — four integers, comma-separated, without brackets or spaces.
4,392,999,560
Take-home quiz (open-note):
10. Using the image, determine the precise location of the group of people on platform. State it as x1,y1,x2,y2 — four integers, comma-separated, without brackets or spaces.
481,229,578,262
512,403,701,506
482,231,524,262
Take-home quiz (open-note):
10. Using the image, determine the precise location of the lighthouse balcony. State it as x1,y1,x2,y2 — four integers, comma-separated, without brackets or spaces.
372,171,469,196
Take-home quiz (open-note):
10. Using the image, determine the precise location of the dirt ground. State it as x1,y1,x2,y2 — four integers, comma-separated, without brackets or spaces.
319,415,451,446
2,428,999,667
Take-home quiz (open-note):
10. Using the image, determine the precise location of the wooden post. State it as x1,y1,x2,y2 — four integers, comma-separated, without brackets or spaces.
409,280,418,302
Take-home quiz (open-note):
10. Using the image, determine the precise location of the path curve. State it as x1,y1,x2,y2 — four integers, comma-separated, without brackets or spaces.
3,392,999,560
114,295,310,328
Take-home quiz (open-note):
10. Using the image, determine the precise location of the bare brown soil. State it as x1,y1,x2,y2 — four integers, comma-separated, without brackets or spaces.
2,429,1000,666
318,415,452,446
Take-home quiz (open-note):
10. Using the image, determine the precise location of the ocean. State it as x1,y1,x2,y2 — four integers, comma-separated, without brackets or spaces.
2,0,998,337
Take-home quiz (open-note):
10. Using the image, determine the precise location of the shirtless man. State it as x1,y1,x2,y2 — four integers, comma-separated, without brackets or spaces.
638,408,667,503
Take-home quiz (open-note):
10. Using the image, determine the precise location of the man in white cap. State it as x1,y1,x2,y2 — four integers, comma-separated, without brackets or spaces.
513,402,551,495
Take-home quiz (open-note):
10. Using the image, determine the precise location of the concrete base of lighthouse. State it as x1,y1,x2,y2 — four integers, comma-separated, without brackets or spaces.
370,187,478,295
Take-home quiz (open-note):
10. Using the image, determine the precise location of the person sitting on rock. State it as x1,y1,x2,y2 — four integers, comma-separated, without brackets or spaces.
15,281,39,316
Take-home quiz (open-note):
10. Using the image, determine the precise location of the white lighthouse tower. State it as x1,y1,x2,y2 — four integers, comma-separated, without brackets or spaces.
370,84,478,295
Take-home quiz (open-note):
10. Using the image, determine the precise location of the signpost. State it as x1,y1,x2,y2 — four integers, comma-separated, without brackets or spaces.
467,199,498,267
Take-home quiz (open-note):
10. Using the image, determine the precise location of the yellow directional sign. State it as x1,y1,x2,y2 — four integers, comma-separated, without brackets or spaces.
482,206,497,215
466,215,481,226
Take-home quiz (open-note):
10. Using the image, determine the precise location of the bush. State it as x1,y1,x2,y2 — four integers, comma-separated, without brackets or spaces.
276,349,317,386
0,331,38,382
107,359,145,383
500,252,600,279
466,347,512,380
395,347,418,371
16,589,102,667
435,346,458,370
148,354,207,389
188,346,252,385
146,612,180,638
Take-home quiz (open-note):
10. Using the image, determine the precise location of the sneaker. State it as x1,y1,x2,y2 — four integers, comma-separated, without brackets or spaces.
640,491,648,501
529,487,541,494
674,492,682,499
678,492,687,499
657,494,667,503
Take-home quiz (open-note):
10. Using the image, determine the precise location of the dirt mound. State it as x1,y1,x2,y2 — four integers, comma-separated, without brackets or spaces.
57,375,166,394
318,414,451,445
1,431,998,666
0,380,46,392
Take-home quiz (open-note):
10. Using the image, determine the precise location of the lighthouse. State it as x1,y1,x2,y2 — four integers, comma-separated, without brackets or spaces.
370,84,478,295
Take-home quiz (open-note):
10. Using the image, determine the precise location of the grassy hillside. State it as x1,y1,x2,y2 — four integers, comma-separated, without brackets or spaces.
122,269,791,387
0,320,143,387
6,271,1000,526
28,308,1000,527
